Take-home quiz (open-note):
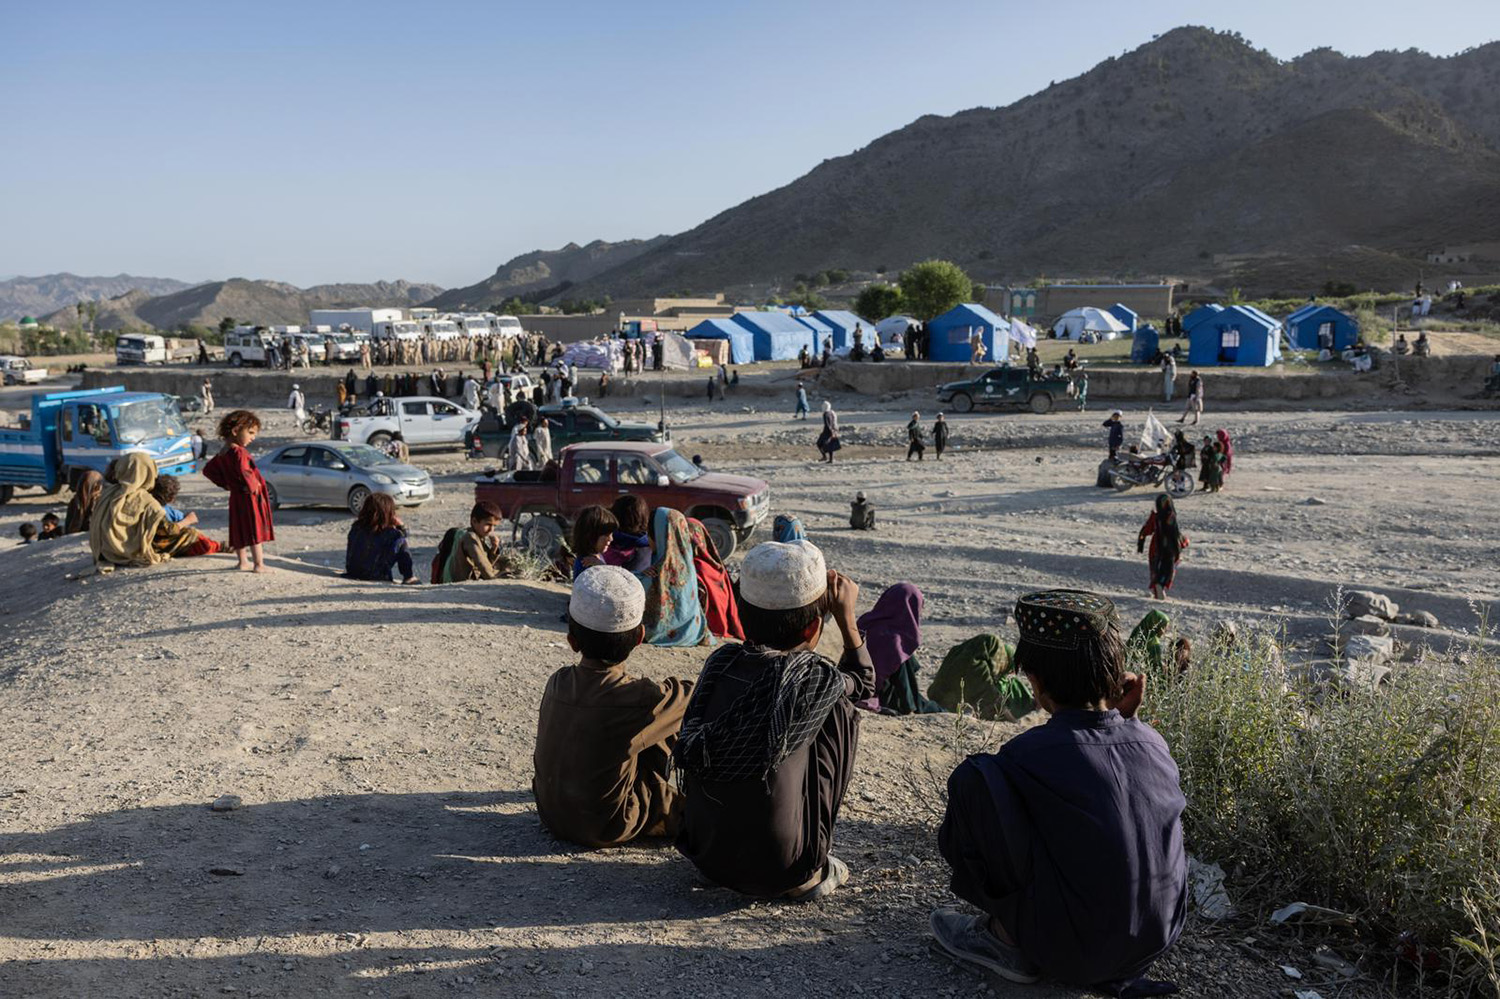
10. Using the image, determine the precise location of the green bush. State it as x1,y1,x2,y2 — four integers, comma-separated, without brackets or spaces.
1149,628,1500,992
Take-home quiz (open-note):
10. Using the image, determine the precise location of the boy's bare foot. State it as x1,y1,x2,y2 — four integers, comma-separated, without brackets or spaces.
251,563,271,573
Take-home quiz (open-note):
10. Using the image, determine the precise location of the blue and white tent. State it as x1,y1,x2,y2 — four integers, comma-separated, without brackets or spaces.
926,303,1010,363
1187,305,1282,367
1283,304,1359,351
811,310,876,352
730,311,817,362
686,318,755,364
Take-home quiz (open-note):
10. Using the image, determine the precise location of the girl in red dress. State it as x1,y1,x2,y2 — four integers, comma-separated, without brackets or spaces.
203,410,275,572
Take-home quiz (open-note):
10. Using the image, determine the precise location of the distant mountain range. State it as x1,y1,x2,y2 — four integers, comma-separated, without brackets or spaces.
552,27,1500,299
425,237,670,311
1,273,197,322
40,278,444,331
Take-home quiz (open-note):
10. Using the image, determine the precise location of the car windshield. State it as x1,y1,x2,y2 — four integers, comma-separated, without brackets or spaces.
113,400,189,443
658,449,702,483
339,444,401,467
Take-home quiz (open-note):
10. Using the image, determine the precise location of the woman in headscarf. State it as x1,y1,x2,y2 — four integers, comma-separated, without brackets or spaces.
1199,435,1223,493
816,401,840,463
634,507,711,647
772,514,806,544
926,633,1033,720
1138,493,1189,600
854,583,945,715
686,517,743,641
1127,608,1171,672
64,469,104,535
1215,428,1234,476
89,453,221,570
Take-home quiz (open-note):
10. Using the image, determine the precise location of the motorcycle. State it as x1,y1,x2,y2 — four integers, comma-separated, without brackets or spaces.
1110,452,1194,498
300,405,333,435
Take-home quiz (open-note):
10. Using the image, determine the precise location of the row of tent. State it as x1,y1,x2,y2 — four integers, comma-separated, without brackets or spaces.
1163,302,1361,367
686,304,1021,364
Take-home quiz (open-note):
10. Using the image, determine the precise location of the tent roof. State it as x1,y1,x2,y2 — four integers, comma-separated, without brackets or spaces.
1229,304,1281,330
811,310,874,333
1285,303,1352,325
1108,302,1139,318
930,302,1006,328
730,311,817,335
793,314,833,334
687,318,749,339
1182,303,1224,329
1055,306,1130,332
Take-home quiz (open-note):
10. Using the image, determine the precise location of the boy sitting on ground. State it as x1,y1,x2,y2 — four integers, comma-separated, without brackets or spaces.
533,565,694,847
674,540,874,900
931,589,1187,992
18,522,37,544
849,491,876,530
149,475,198,527
437,501,511,581
38,513,63,540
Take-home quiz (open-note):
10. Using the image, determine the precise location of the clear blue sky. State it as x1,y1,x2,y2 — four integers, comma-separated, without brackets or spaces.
3,0,1492,288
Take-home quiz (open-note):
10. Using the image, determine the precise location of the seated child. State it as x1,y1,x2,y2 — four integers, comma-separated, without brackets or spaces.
931,589,1186,991
18,522,37,544
604,494,653,573
571,504,618,579
344,493,418,584
533,565,693,847
149,475,198,527
437,501,509,581
849,491,876,530
38,513,63,540
674,540,875,900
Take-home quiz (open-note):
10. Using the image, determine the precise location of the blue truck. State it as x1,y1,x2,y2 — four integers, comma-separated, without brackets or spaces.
0,387,197,504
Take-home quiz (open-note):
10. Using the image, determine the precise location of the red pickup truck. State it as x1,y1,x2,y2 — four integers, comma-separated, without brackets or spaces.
474,442,771,559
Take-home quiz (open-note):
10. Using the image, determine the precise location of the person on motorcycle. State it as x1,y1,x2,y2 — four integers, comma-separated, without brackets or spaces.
1103,410,1125,461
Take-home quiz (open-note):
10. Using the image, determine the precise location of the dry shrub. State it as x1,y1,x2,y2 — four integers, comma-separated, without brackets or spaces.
1149,628,1500,993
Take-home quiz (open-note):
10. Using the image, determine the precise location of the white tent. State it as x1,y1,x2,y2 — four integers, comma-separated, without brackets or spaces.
875,315,919,340
658,330,696,371
1053,307,1130,340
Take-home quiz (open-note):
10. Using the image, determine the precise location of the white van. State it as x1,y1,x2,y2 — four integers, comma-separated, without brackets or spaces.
224,328,274,367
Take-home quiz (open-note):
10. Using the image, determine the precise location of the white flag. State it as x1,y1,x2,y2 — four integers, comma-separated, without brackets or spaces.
1008,318,1037,348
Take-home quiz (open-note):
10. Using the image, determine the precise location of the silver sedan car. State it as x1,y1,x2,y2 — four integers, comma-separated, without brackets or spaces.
260,440,433,514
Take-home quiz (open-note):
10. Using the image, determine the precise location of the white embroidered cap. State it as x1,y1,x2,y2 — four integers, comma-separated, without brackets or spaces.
569,565,645,633
739,540,827,611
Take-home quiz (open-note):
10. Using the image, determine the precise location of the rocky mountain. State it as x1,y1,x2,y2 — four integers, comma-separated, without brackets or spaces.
425,237,669,311
42,278,444,331
0,273,197,322
561,28,1500,298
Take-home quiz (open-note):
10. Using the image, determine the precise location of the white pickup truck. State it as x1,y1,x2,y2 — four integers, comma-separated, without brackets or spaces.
335,396,481,449
0,356,48,385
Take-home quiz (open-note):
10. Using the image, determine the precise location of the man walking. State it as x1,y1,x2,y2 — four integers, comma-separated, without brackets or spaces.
1161,353,1176,403
287,383,306,428
933,413,949,459
794,381,809,420
199,377,215,414
1177,371,1203,425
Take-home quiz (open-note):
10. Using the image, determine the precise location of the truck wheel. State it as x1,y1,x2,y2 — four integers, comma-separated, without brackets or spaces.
1028,392,1053,414
0,484,12,505
266,482,281,510
521,515,565,561
700,517,737,561
347,486,371,515
950,392,974,413
228,353,243,368
367,431,392,448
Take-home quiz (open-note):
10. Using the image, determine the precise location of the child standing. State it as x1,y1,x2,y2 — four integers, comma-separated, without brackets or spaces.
202,410,274,572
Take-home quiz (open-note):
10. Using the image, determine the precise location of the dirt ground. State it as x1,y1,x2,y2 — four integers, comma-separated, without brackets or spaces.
2,378,1497,998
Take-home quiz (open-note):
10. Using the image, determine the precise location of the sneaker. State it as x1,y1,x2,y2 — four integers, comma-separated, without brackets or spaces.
929,907,1041,984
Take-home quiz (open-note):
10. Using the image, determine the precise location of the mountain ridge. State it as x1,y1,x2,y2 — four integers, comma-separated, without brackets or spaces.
1,273,198,322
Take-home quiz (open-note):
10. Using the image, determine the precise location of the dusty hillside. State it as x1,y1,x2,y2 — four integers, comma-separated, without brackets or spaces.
564,28,1500,299
424,237,670,311
44,278,445,331
0,273,196,322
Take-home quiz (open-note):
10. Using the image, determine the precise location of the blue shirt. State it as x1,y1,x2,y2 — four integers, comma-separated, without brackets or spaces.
163,503,186,523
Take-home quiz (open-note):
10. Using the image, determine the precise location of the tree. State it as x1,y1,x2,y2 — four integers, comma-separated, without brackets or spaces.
971,281,988,303
855,284,904,321
899,259,972,321
784,285,827,311
218,316,237,334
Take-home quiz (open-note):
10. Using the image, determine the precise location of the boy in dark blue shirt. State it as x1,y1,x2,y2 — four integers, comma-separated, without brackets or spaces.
931,589,1187,994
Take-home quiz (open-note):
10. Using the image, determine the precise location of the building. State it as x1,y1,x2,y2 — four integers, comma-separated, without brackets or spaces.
926,303,1010,363
1187,305,1282,367
1283,304,1359,351
999,283,1174,322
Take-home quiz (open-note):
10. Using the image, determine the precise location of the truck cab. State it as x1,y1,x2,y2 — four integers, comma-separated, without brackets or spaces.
0,387,197,502
116,334,167,365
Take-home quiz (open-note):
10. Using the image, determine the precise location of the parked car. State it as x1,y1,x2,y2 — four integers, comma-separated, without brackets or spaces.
0,355,47,385
465,401,666,459
335,396,481,449
937,365,1071,414
474,441,769,559
261,440,433,514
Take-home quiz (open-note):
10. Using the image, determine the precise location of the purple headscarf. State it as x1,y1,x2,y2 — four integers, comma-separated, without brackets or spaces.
854,582,923,711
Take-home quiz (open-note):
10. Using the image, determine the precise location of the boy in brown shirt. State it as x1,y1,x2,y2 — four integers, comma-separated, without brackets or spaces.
532,565,693,847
